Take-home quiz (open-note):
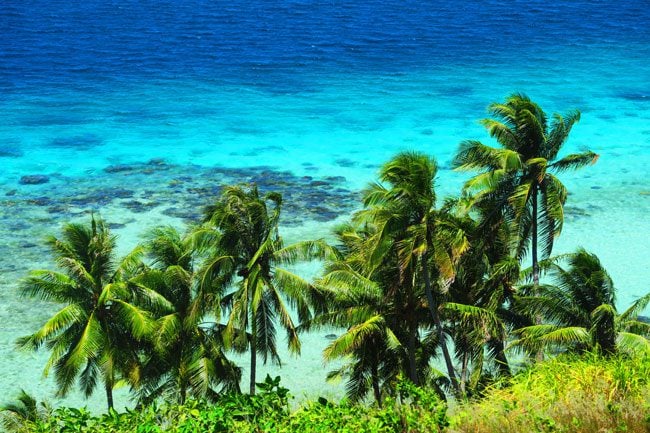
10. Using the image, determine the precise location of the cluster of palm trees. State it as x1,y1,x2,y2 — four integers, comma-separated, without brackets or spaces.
18,187,329,411
19,94,650,410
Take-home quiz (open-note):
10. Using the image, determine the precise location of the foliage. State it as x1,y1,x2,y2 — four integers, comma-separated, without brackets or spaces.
9,356,649,433
7,375,448,433
0,390,50,432
197,184,330,394
353,152,467,393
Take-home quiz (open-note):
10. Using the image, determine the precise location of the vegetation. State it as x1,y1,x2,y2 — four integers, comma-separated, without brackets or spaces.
513,248,650,356
197,184,330,394
6,94,649,432
129,226,241,404
3,356,648,433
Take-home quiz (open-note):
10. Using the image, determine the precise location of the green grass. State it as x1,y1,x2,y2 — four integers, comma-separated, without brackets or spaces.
449,354,650,433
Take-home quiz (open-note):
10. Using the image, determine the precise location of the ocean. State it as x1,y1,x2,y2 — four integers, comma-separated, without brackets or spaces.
1,0,649,410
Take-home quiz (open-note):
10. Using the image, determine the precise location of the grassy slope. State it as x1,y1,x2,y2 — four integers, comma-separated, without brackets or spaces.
449,354,650,433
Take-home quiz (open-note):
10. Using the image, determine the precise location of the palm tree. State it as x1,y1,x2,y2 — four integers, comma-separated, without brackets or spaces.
1,390,50,432
453,93,598,301
357,152,468,392
512,248,650,356
304,222,433,405
440,204,510,394
130,226,241,404
198,185,330,394
443,196,528,388
17,216,150,411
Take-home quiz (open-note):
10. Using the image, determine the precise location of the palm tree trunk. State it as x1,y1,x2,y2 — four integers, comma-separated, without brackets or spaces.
531,186,544,362
531,185,540,298
371,353,382,407
105,380,114,412
421,253,460,393
489,338,511,377
460,352,468,395
180,381,187,405
249,322,257,395
407,324,419,385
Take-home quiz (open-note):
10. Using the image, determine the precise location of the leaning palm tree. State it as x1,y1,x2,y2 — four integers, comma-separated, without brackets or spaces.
453,93,598,300
17,216,150,411
356,152,468,392
512,248,650,356
197,185,330,394
130,226,241,404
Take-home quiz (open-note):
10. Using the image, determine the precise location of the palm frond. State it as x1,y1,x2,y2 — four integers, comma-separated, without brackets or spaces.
549,151,599,173
619,292,650,322
616,332,650,355
17,304,85,351
323,315,384,360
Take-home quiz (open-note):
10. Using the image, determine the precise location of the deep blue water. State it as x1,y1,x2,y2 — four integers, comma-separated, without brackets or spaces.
1,0,650,410
3,0,649,90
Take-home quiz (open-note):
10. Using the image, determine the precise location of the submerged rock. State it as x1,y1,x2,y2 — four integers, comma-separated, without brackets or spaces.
104,164,135,173
19,175,49,185
334,158,358,167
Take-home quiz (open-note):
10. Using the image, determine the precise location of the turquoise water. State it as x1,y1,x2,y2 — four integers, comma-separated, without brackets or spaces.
2,0,650,410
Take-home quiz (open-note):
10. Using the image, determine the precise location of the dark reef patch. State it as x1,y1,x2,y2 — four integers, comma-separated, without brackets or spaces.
1,161,359,278
19,175,50,185
334,158,358,168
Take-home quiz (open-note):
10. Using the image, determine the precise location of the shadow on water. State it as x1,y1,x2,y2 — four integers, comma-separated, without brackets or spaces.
0,138,23,158
47,133,104,149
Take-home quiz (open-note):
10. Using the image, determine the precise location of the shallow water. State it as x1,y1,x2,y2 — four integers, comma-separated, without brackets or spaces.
1,0,649,411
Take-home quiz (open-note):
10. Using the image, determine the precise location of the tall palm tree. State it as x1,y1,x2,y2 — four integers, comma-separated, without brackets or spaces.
17,217,149,411
198,185,329,394
453,93,598,300
130,226,241,404
357,152,468,392
512,249,650,356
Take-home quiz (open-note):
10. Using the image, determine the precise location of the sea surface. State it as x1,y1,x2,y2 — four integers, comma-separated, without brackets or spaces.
1,0,649,411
